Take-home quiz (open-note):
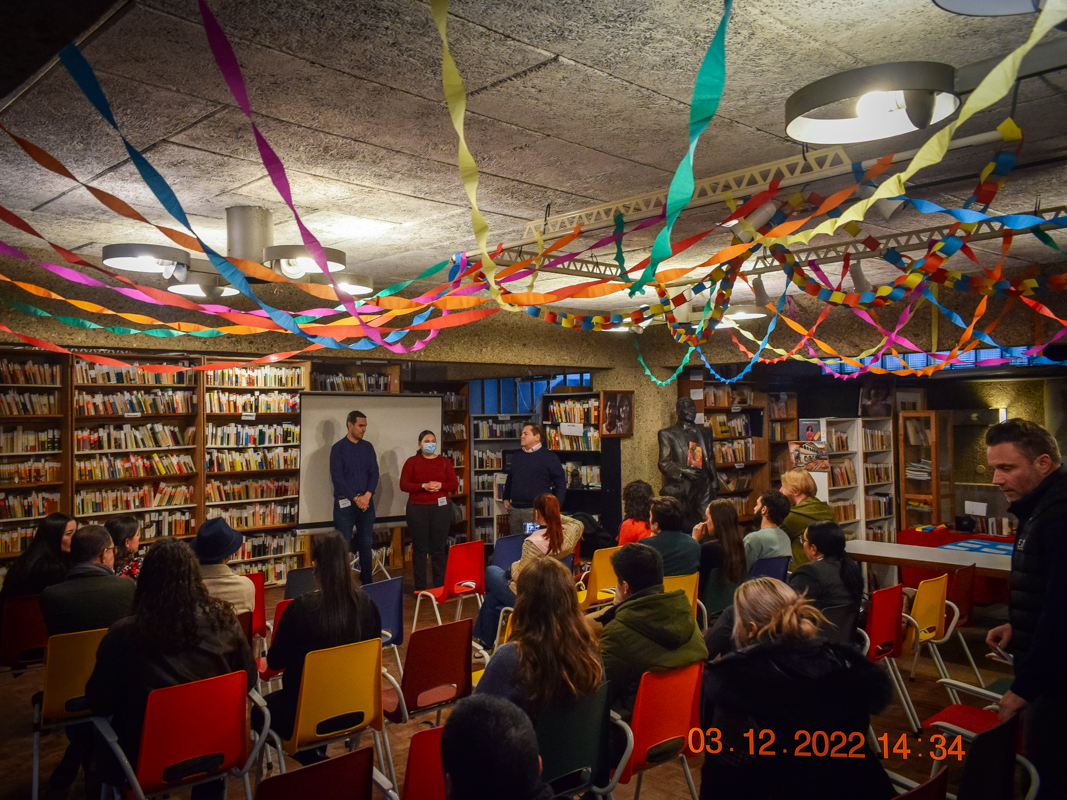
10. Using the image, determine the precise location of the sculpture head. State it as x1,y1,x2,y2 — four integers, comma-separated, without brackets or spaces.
676,397,696,424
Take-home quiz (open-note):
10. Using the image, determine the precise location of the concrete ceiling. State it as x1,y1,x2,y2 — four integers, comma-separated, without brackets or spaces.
0,0,1065,321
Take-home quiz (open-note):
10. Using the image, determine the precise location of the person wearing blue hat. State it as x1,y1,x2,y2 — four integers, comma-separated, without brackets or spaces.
191,517,254,615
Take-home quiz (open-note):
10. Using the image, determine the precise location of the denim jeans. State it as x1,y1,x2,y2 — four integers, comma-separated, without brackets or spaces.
474,565,517,645
334,497,376,584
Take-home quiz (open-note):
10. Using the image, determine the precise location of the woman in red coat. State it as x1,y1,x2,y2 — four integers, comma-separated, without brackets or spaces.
400,430,460,591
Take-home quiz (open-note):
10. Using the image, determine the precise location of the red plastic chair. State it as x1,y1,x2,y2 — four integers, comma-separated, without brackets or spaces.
400,725,446,800
612,661,703,800
257,599,293,687
236,611,255,648
864,583,920,733
93,671,268,800
412,540,484,630
893,764,949,799
384,618,473,726
248,571,268,642
947,564,984,685
0,594,48,671
255,746,374,800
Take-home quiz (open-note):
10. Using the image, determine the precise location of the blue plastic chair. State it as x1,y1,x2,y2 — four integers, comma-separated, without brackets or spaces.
561,553,575,572
749,556,790,582
362,576,405,677
491,534,526,571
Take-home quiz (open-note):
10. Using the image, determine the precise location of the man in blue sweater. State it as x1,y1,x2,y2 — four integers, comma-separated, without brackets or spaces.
502,423,566,536
330,410,379,584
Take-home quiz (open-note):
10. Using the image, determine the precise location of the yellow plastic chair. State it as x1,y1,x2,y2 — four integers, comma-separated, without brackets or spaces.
902,574,962,700
472,612,515,687
31,628,108,799
576,546,620,611
662,572,707,631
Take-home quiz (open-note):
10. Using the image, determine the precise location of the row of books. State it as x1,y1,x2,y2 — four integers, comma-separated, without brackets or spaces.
75,363,194,386
546,427,600,452
232,555,300,585
717,472,752,493
231,531,307,561
311,371,393,393
864,462,893,483
862,428,893,450
74,484,195,515
134,511,195,540
0,526,34,554
708,414,750,439
472,419,524,439
445,448,465,468
0,491,60,519
904,418,931,446
205,478,299,503
547,398,599,425
474,497,496,517
75,390,194,416
75,424,193,452
1,427,61,453
719,496,749,517
442,423,467,440
473,473,497,491
829,459,857,488
442,393,466,411
75,453,196,480
0,459,62,485
830,498,857,523
204,423,299,447
206,501,298,529
770,421,794,442
206,448,300,472
1,360,61,386
0,391,58,416
205,366,304,388
564,463,600,488
472,449,506,470
864,493,893,518
974,517,1016,536
704,386,753,407
905,460,932,480
865,525,891,543
713,438,758,464
205,391,299,414
828,429,850,452
473,520,499,541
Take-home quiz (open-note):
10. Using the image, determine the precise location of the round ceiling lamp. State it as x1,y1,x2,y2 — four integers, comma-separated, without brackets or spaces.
335,274,374,296
263,245,347,279
102,243,190,278
931,1,1067,30
785,62,960,145
166,272,240,300
723,304,768,321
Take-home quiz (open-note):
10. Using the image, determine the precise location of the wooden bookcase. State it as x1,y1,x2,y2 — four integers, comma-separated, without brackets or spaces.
768,392,798,488
861,417,897,542
899,410,955,530
470,412,525,543
441,384,471,546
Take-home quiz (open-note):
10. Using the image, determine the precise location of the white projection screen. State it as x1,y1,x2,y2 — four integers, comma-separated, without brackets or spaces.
299,393,443,525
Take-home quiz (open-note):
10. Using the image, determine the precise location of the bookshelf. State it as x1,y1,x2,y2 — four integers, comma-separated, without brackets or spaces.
899,410,955,530
470,412,525,543
861,417,897,542
767,392,798,488
442,385,471,546
310,362,401,394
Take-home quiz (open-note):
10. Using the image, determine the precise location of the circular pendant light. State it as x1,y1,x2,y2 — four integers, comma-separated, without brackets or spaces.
932,1,1067,30
102,243,190,276
263,245,346,279
166,272,240,300
335,274,374,296
785,62,959,145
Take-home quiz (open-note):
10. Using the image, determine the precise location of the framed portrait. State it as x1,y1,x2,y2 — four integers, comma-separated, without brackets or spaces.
600,391,634,438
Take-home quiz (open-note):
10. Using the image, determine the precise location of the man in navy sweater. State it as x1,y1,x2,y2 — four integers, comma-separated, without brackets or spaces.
330,410,379,584
502,423,567,536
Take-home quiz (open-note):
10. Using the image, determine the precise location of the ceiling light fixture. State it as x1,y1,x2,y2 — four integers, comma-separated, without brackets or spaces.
263,245,347,279
102,243,190,278
933,0,1067,30
166,272,240,300
724,304,768,321
336,274,375,296
785,62,960,145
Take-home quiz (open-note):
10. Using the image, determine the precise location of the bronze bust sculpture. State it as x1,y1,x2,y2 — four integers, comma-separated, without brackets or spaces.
658,397,718,527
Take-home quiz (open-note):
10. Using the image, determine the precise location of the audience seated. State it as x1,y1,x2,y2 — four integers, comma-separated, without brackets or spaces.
258,530,381,763
476,557,602,716
693,499,746,615
474,493,583,646
742,490,791,574
779,469,835,571
86,537,255,800
594,543,707,718
788,521,863,644
41,525,135,636
618,480,654,545
699,578,894,800
104,516,143,581
0,513,75,639
190,517,255,615
642,496,700,577
441,695,554,800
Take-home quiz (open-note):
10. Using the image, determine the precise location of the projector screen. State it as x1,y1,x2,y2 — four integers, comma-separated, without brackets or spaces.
299,393,443,525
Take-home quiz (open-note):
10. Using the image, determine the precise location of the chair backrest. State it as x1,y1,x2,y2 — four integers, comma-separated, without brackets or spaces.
911,573,948,643
947,563,976,626
701,568,738,616
865,584,905,661
749,556,790,581
621,661,703,784
662,573,699,617
396,619,473,718
136,671,248,796
400,725,446,800
290,639,384,750
268,599,293,648
40,628,108,721
0,594,48,668
256,746,373,800
897,764,949,800
248,571,268,639
491,534,525,570
284,567,317,600
236,611,254,647
360,576,405,649
442,540,485,599
956,713,1020,800
819,603,859,646
580,546,620,610
560,552,575,572
535,683,611,794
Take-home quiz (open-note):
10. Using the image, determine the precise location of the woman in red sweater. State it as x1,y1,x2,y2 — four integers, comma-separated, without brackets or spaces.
400,430,460,591
618,479,654,545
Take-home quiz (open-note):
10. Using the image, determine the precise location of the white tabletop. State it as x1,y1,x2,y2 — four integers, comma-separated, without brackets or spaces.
845,539,1011,578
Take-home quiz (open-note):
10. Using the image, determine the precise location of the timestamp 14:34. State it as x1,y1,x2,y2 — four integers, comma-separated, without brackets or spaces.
688,728,966,760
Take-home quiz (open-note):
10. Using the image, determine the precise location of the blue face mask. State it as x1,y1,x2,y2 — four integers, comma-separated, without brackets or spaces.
422,442,437,455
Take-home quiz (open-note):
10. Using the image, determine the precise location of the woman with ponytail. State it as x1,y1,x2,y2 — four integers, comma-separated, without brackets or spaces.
788,520,863,643
473,493,583,646
700,578,895,800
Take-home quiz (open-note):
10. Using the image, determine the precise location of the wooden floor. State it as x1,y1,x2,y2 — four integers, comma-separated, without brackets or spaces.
0,567,1019,800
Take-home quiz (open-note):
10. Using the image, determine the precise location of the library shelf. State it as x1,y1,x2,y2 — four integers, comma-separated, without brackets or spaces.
74,414,193,421
0,451,63,456
207,469,300,477
473,467,504,473
0,551,23,559
0,415,64,421
75,446,195,455
205,444,299,450
201,385,304,392
141,534,195,546
704,405,756,412
865,481,894,488
80,504,198,519
206,495,299,507
837,518,861,525
829,484,858,491
864,449,893,454
866,515,895,522
228,523,297,534
230,551,305,565
73,384,195,389
473,438,519,443
0,383,62,388
76,473,199,486
0,514,52,524
714,460,767,468
828,450,858,456
0,481,64,489
204,412,299,418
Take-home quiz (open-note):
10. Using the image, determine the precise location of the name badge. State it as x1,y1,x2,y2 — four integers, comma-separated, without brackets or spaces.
438,496,448,507
338,498,352,508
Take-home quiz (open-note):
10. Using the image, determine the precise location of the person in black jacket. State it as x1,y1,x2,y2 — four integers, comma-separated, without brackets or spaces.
985,419,1067,799
788,521,863,645
0,512,75,640
86,537,255,800
41,525,135,636
258,530,381,763
502,423,566,536
700,578,895,800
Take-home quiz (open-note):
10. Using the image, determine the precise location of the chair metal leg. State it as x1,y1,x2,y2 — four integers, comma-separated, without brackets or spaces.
927,643,960,704
454,596,464,622
886,657,921,733
389,644,403,678
374,729,398,794
432,598,443,626
412,595,423,632
32,727,40,800
957,630,985,686
679,754,699,800
634,771,643,800
910,641,923,681
242,771,253,800
269,731,287,773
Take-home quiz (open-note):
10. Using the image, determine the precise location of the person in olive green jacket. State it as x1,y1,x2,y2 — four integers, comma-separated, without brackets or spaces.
779,469,835,571
593,543,708,718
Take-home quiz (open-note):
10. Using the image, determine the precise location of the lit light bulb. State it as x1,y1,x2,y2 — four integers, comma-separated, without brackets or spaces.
856,90,905,118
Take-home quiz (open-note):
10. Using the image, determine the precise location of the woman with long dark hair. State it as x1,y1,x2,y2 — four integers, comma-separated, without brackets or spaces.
105,515,142,580
788,520,864,643
693,499,747,615
86,537,254,799
0,512,75,638
618,480,654,544
477,557,602,715
400,429,459,591
261,530,381,761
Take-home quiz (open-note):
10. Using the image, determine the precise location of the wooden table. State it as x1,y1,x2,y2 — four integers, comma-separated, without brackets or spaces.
845,540,1011,579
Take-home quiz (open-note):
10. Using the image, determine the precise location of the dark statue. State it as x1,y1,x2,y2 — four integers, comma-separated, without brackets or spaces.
658,397,718,528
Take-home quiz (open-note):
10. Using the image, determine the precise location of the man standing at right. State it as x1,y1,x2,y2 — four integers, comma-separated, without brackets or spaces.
502,423,566,537
985,419,1067,799
331,410,379,585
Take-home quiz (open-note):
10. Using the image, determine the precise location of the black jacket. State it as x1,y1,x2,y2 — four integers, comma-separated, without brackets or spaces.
700,639,895,800
40,563,135,636
1006,465,1067,701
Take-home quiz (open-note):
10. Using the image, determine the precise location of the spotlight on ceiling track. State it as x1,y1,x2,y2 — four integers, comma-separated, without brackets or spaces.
785,62,960,145
263,245,347,279
166,272,240,300
102,243,190,279
932,1,1067,30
